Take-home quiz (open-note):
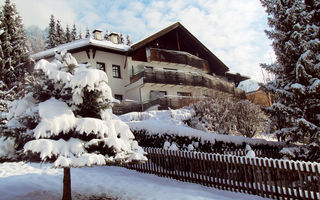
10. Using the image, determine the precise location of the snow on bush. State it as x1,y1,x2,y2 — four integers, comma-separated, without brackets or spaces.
120,109,283,152
187,97,267,137
1,51,147,167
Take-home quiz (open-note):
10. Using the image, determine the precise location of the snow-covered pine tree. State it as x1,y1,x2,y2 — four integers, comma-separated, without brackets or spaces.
78,29,82,39
56,20,66,45
126,35,132,46
104,29,110,41
45,14,57,49
260,0,320,161
119,33,124,44
65,25,71,43
85,27,90,38
0,0,29,87
1,51,147,200
71,24,77,41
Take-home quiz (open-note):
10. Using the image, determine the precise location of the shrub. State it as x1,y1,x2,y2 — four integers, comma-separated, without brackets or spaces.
187,97,267,137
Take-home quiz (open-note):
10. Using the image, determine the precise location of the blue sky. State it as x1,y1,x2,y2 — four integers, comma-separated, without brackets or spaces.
11,0,275,82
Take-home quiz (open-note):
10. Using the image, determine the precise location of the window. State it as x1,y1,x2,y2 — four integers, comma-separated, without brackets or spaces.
150,90,167,100
112,65,121,78
114,94,123,101
177,92,192,97
96,62,105,72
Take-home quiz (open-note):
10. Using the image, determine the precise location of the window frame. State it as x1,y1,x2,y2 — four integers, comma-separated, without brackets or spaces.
177,92,192,97
112,64,121,78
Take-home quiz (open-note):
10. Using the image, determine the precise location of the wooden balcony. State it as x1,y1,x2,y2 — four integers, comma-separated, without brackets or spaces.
130,69,242,96
147,48,209,72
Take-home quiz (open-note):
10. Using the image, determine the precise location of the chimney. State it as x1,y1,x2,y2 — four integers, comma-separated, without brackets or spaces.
92,29,103,40
109,32,119,44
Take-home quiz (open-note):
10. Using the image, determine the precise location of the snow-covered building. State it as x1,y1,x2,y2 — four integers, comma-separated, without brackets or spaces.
32,22,248,114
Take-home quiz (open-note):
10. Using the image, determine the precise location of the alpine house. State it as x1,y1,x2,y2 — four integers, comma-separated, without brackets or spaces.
32,22,248,114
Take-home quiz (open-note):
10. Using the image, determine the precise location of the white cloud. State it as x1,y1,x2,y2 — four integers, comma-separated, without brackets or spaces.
12,0,77,29
9,0,274,82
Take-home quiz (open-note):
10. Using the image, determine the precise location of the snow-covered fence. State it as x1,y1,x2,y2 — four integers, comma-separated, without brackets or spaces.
125,148,320,200
213,149,282,159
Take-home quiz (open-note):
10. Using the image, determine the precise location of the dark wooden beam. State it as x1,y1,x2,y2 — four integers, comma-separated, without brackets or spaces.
86,49,90,59
176,29,180,51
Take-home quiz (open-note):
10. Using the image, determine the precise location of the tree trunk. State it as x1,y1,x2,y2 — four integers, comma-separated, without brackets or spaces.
62,167,72,200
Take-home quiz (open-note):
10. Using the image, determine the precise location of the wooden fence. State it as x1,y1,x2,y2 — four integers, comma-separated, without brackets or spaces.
125,148,320,200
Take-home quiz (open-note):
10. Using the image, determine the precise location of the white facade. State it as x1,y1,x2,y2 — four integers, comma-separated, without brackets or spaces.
31,24,245,113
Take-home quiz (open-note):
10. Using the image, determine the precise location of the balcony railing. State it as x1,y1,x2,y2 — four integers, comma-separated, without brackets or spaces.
130,69,242,96
148,48,209,72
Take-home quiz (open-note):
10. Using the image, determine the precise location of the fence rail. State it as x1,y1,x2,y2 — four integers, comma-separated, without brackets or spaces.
125,148,320,200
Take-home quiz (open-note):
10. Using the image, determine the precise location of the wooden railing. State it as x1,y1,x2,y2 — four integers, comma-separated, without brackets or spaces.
130,69,243,96
125,148,320,200
148,48,210,72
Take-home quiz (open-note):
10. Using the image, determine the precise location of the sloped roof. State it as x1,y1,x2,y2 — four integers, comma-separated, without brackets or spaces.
130,22,229,74
31,38,130,60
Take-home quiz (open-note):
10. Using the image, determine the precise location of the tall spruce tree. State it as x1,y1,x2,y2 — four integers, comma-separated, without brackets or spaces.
260,0,320,161
119,33,124,44
65,24,71,43
78,29,82,39
0,0,29,87
85,27,90,38
45,14,57,49
104,29,110,41
56,20,66,45
126,35,132,46
71,24,77,41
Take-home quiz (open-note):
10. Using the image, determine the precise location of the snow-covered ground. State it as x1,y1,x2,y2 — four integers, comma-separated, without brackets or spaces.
0,162,269,200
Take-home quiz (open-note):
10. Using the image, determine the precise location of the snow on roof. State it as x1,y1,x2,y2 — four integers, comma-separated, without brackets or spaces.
92,29,103,33
31,38,130,60
237,79,261,93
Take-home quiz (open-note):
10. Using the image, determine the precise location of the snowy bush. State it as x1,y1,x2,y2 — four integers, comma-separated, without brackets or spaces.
186,97,267,137
132,129,280,154
0,51,147,200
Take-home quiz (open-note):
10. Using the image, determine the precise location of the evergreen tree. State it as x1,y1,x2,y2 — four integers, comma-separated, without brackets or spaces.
65,24,71,43
78,29,82,39
119,33,124,44
45,14,57,49
126,35,132,46
104,29,110,41
71,24,77,41
0,0,29,87
260,0,320,161
56,20,66,45
0,51,147,200
85,27,90,38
